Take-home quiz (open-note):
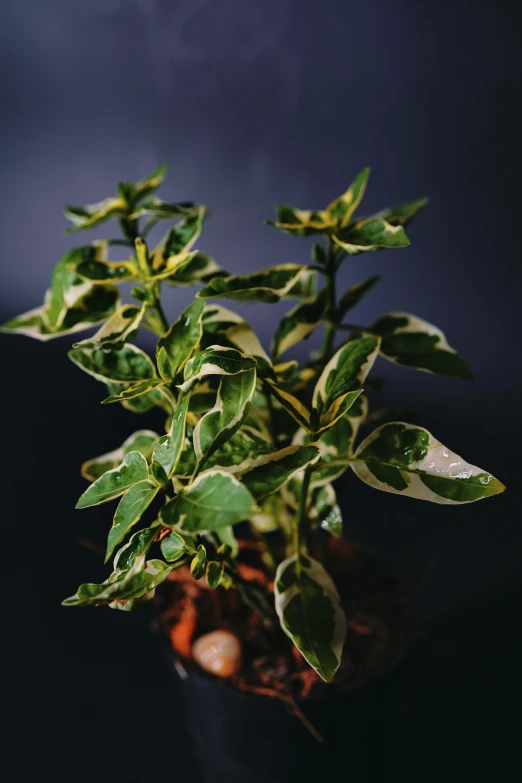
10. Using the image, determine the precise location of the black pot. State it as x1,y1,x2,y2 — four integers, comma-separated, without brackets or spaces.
167,650,407,783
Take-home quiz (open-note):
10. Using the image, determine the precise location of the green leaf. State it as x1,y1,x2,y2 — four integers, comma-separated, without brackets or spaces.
76,451,149,508
371,312,473,379
275,554,346,681
160,470,257,534
81,430,158,482
190,544,207,579
312,336,380,431
152,395,191,483
206,560,225,589
376,197,429,227
333,218,410,255
272,288,329,361
326,167,370,227
101,377,166,404
106,480,159,561
69,258,138,284
194,368,257,469
198,264,310,303
73,304,144,351
1,286,119,341
337,275,380,320
156,299,205,382
352,422,505,504
263,380,311,430
267,207,336,237
68,343,156,385
64,197,127,232
113,526,158,571
240,445,320,499
203,429,272,472
160,530,193,562
178,346,257,394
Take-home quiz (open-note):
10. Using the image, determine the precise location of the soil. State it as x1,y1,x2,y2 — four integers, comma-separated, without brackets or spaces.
155,537,410,706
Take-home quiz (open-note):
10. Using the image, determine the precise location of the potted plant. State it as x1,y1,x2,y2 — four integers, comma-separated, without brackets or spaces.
2,165,504,779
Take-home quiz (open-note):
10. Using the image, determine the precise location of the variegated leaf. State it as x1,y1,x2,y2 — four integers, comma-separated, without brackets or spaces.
73,304,144,351
272,288,328,361
333,218,409,255
76,451,149,508
151,395,191,483
240,445,320,499
326,167,370,227
302,395,368,486
81,429,158,482
160,470,257,534
1,286,119,341
275,554,346,681
113,526,159,572
190,544,207,579
68,343,156,385
312,336,380,432
165,252,226,287
69,258,138,284
203,304,271,372
178,346,256,394
193,368,257,469
376,197,429,227
129,198,197,221
352,422,505,504
150,208,205,272
131,164,168,202
371,312,472,379
156,298,205,382
263,380,311,430
63,558,172,607
308,484,343,539
205,429,272,472
266,206,336,236
101,377,166,404
337,276,380,320
206,560,226,589
64,197,127,232
198,264,310,303
106,480,159,560
45,243,109,329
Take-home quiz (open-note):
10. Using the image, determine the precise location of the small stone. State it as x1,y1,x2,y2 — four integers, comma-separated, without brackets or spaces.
192,630,242,678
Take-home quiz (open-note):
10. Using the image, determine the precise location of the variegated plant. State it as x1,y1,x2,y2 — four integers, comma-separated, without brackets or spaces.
2,165,505,682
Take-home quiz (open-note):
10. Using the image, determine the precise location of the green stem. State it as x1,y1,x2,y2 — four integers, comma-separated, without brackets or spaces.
294,242,340,555
294,465,313,555
320,245,338,357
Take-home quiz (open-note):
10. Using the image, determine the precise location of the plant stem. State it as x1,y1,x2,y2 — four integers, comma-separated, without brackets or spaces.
294,241,340,555
320,244,338,357
294,465,313,555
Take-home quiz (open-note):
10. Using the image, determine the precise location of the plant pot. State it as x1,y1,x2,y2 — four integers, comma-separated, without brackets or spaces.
167,650,406,783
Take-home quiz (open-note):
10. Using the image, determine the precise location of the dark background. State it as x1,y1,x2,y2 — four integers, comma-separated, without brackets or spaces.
1,1,521,780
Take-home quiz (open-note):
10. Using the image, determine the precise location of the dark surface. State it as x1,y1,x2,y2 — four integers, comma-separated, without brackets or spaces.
1,1,521,780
